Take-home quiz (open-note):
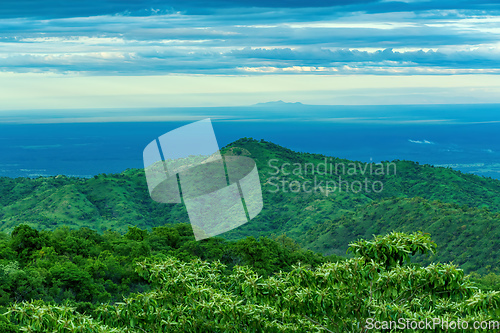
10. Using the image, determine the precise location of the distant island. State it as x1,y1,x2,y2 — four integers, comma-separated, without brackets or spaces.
253,100,304,107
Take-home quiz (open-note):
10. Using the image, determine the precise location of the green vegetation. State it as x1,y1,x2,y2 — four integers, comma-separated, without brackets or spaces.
1,138,500,330
3,231,500,332
1,138,499,274
0,223,337,310
302,196,500,273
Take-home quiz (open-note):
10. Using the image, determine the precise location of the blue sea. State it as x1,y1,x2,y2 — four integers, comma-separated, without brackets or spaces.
1,104,499,179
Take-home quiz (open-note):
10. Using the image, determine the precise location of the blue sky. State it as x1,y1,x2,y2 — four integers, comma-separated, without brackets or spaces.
1,0,500,109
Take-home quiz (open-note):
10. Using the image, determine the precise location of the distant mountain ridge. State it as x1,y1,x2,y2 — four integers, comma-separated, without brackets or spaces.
253,100,304,106
1,138,500,274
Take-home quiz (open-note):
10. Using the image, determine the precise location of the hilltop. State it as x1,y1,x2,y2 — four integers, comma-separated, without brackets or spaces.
1,138,500,274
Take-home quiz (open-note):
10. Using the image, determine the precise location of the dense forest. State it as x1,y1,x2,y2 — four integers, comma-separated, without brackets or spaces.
1,138,500,331
1,226,499,332
1,138,499,273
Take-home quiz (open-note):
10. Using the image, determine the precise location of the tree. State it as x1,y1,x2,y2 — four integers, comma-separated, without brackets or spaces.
347,231,437,269
124,226,148,242
10,225,46,263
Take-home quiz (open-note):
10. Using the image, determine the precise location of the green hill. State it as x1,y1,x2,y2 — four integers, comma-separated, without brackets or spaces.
0,171,190,233
1,138,500,274
220,139,500,241
301,196,500,273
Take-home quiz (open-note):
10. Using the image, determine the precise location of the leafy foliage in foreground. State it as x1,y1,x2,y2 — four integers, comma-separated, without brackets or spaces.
7,302,124,333
5,232,500,332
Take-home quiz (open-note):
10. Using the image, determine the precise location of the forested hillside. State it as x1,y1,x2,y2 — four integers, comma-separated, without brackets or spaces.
302,197,500,273
2,138,500,331
1,138,499,274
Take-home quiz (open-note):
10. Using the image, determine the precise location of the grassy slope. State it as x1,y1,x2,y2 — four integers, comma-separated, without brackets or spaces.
0,172,190,233
1,138,499,273
301,197,500,273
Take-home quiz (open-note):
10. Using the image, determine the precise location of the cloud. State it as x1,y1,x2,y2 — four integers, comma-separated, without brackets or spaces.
2,45,500,75
0,0,380,19
1,1,500,75
229,46,500,67
2,0,500,20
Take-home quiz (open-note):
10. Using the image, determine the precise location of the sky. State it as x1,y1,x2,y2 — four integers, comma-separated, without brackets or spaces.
1,0,500,110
